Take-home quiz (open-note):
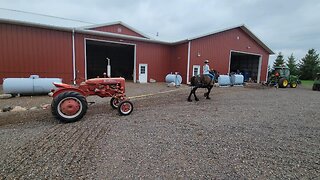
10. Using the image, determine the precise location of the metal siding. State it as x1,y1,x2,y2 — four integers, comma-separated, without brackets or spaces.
0,23,270,85
170,43,188,83
91,24,145,38
74,34,171,83
0,23,73,84
136,43,171,82
75,34,85,83
0,24,8,74
189,28,269,82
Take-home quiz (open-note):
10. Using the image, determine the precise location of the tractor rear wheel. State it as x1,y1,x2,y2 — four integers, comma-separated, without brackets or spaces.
290,82,297,88
279,78,288,88
118,101,133,116
110,97,120,109
51,91,88,123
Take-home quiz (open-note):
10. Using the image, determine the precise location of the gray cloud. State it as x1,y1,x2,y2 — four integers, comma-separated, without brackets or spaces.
1,0,319,65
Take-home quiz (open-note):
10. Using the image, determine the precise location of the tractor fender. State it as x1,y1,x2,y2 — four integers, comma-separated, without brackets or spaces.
52,88,86,98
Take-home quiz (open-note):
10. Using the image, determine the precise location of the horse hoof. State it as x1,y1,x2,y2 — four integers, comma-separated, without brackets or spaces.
204,93,207,97
206,97,211,99
195,98,199,101
188,99,192,102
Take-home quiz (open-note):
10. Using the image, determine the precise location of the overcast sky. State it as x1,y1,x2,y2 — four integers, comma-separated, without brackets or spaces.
1,0,319,65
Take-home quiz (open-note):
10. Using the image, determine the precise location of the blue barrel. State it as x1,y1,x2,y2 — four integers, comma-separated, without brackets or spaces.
165,73,182,86
3,75,62,95
218,75,231,86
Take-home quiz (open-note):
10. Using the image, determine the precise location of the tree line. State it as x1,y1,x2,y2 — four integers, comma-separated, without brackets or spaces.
270,49,320,80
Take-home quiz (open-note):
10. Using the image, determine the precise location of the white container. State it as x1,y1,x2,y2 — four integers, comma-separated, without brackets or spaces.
218,75,231,86
165,73,182,86
3,75,62,95
234,75,244,85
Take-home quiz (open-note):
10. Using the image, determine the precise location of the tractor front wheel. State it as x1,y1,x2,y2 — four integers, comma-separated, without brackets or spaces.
51,91,88,123
290,82,297,88
110,97,121,109
279,78,288,88
118,101,133,116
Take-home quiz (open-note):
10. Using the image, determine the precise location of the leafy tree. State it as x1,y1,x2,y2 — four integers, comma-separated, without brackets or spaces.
272,52,285,69
286,53,298,75
298,49,320,80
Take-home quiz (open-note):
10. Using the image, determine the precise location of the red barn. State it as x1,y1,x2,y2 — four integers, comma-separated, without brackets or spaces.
0,19,273,84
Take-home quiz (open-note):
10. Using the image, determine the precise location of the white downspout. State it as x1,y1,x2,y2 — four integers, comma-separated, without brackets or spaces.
187,41,191,84
266,57,269,82
72,29,76,84
257,55,262,83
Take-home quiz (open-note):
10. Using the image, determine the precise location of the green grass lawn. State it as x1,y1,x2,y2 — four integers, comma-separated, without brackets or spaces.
301,80,314,88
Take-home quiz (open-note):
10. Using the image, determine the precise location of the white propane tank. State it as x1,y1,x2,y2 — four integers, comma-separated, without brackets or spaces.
234,74,244,85
218,75,231,86
3,75,62,95
165,73,182,86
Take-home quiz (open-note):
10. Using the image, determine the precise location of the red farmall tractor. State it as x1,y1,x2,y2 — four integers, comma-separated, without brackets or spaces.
51,77,133,123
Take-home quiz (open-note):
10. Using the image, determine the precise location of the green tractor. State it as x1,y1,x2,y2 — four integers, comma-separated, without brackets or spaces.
312,73,320,91
268,65,298,88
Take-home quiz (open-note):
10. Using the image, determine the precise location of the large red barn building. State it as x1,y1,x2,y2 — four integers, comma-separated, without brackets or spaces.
0,19,274,84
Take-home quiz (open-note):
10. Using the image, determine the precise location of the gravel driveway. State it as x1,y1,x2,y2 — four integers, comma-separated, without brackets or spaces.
0,85,319,179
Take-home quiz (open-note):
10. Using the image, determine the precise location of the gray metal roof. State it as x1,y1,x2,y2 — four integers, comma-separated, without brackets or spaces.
0,18,169,44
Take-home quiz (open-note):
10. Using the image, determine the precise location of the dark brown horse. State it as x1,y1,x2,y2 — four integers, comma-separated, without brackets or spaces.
187,70,219,102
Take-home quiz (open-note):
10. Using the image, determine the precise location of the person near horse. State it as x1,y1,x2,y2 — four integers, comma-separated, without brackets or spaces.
203,60,214,81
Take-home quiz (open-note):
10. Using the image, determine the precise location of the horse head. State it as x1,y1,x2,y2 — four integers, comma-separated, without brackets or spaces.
209,69,220,82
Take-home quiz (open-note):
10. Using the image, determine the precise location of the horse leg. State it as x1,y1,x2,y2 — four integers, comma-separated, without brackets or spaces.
206,85,213,99
187,87,194,102
188,89,193,102
193,87,199,101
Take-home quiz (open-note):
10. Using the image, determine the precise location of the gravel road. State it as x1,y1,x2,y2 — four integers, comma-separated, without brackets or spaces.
0,85,319,179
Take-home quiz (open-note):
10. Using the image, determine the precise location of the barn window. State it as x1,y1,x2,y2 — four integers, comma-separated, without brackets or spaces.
193,65,200,76
140,66,146,74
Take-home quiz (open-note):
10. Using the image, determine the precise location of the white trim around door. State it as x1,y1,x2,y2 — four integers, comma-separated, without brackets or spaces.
228,50,263,83
138,64,148,83
84,38,136,82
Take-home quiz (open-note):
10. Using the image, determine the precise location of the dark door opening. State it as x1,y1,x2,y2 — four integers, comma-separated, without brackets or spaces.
230,52,260,82
86,40,134,80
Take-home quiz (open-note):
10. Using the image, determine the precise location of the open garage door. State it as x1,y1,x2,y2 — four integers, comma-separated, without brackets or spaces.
86,39,135,81
229,51,261,83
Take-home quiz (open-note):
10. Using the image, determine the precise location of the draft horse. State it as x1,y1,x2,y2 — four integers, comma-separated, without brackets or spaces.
187,70,219,102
